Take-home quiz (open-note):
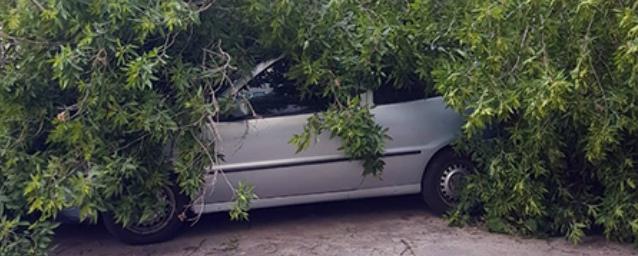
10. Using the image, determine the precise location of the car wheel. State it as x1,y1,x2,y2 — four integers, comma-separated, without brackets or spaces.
421,148,473,215
102,185,191,245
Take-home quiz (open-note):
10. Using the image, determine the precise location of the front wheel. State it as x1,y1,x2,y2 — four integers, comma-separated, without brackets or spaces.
102,185,191,245
421,148,473,215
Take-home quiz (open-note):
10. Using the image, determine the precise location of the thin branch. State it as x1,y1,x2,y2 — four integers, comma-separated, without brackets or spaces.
30,0,45,12
191,0,217,13
0,31,50,45
114,134,149,153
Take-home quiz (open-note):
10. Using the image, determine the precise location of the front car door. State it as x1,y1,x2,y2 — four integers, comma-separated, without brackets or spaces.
203,61,364,205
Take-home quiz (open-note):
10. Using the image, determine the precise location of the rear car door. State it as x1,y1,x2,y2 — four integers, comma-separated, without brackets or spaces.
358,84,463,190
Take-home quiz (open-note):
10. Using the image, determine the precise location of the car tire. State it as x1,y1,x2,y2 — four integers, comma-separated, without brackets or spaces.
102,185,191,245
421,147,473,215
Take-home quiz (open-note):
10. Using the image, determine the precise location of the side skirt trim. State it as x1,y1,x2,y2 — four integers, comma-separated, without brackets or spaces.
195,184,421,214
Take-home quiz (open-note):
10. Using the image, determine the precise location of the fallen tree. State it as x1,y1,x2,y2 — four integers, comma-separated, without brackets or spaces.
2,0,638,254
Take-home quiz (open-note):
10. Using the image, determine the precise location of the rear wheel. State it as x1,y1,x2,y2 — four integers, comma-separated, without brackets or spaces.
421,148,473,215
102,185,191,245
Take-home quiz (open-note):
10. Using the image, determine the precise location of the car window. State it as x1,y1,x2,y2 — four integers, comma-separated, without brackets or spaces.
373,82,426,105
237,60,330,118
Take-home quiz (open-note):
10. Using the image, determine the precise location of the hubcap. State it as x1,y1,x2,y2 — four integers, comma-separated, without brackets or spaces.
439,163,469,206
126,187,176,235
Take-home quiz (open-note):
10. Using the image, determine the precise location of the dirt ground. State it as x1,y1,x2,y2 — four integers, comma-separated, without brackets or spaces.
52,195,636,256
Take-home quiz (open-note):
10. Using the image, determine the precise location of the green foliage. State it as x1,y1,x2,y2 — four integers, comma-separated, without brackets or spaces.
0,218,57,256
240,0,441,97
291,98,388,176
229,181,256,221
434,0,638,245
0,0,228,253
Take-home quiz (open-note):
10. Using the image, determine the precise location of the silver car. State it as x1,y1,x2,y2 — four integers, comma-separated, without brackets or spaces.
97,59,473,244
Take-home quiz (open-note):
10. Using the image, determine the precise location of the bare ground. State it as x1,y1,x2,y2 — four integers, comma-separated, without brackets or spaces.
52,195,636,256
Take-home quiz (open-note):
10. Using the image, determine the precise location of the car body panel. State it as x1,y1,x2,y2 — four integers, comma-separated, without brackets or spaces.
358,97,463,189
198,96,463,213
59,98,463,220
198,184,421,214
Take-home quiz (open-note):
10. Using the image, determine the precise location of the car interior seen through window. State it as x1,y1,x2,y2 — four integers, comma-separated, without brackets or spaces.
238,61,329,118
373,82,426,105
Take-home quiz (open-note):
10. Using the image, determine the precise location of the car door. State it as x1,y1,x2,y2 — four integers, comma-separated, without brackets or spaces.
204,61,363,204
358,84,463,190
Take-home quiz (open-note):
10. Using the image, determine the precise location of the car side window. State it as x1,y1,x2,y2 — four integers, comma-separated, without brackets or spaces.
239,61,329,118
373,82,426,105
